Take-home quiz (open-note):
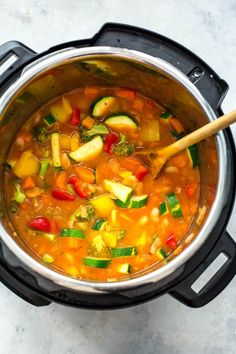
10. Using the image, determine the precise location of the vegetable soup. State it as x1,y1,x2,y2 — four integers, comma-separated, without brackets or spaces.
4,86,200,280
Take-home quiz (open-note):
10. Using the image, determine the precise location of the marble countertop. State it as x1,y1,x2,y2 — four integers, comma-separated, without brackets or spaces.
0,1,236,353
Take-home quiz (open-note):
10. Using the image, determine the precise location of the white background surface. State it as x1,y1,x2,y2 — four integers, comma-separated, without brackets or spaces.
0,1,236,353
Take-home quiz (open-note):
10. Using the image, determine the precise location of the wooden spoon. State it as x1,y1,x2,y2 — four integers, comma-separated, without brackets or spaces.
136,110,236,179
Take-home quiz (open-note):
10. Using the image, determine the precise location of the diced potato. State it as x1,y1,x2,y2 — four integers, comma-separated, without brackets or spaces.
136,232,147,247
90,194,116,218
65,266,79,277
60,134,71,150
102,232,117,248
70,131,80,151
50,96,72,123
13,150,39,179
140,119,160,142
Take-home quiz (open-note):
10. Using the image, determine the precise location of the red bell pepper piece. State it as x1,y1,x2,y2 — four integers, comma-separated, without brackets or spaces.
74,181,89,199
67,175,89,199
28,216,51,233
104,133,119,154
165,234,177,249
185,183,197,198
136,165,148,181
67,175,78,185
51,188,76,201
69,107,80,126
51,220,59,234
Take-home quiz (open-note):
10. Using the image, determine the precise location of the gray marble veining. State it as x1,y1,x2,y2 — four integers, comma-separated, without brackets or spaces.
0,1,236,353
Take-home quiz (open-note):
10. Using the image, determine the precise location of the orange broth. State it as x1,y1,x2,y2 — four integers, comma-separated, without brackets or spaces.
4,87,200,280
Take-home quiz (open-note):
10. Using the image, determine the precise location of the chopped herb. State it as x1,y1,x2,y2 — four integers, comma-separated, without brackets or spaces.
9,200,18,213
32,125,48,143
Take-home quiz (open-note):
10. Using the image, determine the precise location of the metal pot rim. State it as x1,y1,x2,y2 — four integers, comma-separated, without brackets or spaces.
0,46,229,293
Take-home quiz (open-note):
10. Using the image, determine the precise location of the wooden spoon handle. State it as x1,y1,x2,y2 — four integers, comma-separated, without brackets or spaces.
159,109,236,158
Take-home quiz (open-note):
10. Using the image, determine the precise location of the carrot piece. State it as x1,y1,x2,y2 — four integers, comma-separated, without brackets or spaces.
116,88,136,101
119,157,141,174
17,130,32,145
169,118,185,134
82,116,95,129
185,183,198,198
51,220,59,234
95,162,117,185
133,98,144,112
61,152,71,170
41,194,51,206
20,201,29,210
172,154,187,168
84,87,99,98
74,166,95,184
21,176,36,191
22,131,32,143
55,171,67,190
144,99,155,110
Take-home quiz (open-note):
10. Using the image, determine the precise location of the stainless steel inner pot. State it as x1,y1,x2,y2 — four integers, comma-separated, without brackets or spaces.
0,47,229,294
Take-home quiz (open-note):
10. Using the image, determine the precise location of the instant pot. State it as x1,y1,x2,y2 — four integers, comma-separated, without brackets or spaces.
0,23,235,308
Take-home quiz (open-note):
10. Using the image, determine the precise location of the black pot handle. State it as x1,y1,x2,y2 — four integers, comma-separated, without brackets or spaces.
169,231,236,307
92,23,228,110
0,41,36,87
0,262,50,306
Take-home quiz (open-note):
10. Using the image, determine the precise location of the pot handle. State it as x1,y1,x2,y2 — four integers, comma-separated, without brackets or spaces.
92,23,228,110
0,41,35,86
0,260,50,306
169,231,236,307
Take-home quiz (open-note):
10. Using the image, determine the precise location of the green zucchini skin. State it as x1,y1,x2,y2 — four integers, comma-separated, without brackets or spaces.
91,96,116,118
166,192,183,218
92,218,107,231
105,114,138,131
187,145,199,167
103,179,133,203
159,201,169,215
59,228,85,239
112,247,137,258
83,257,111,268
114,195,148,209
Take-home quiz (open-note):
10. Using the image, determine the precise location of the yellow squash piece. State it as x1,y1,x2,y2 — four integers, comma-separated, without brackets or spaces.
13,150,39,179
90,194,116,218
140,119,160,142
102,231,117,248
50,96,72,123
69,136,103,162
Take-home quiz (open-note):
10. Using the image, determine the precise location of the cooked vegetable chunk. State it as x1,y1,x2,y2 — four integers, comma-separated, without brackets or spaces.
5,85,200,281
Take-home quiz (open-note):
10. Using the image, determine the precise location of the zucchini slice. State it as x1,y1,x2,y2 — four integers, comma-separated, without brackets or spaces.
92,218,107,231
43,233,56,241
90,194,115,218
69,136,103,162
91,96,116,118
103,179,133,203
43,114,56,126
105,114,138,131
159,201,169,215
166,192,183,218
186,144,199,167
160,111,172,121
117,263,131,274
115,194,148,208
51,133,61,167
83,257,111,268
79,60,116,76
129,195,148,208
59,228,84,239
42,253,54,263
156,248,167,260
112,247,137,258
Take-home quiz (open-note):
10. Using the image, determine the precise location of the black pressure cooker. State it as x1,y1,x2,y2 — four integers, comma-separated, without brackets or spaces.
0,23,235,308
